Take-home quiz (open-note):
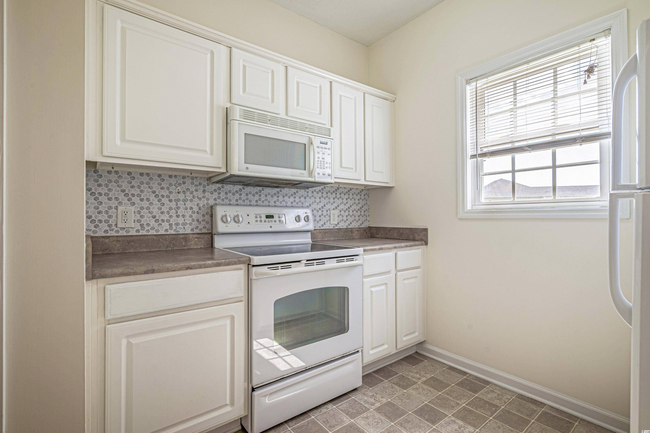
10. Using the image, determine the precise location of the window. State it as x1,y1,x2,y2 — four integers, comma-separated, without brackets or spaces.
458,11,627,218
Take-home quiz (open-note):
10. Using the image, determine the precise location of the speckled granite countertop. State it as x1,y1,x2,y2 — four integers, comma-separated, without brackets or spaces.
318,238,425,252
86,227,428,280
86,234,249,280
312,226,428,252
90,248,249,280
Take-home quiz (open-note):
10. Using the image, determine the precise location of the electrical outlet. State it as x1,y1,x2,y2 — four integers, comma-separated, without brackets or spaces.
330,209,339,225
117,206,134,228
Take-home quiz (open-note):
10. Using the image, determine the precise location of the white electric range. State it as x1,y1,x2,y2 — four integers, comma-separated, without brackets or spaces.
213,205,364,433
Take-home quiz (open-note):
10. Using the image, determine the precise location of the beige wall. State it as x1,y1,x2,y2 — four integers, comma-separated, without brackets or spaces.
138,0,370,85
5,0,86,431
367,0,650,417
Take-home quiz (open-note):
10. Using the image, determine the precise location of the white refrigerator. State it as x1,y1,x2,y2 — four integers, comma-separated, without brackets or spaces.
609,18,650,433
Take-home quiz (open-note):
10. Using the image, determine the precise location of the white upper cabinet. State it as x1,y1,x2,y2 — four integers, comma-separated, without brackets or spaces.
364,94,394,184
105,303,246,433
287,67,331,125
103,6,228,169
231,48,285,114
332,83,364,181
87,2,396,182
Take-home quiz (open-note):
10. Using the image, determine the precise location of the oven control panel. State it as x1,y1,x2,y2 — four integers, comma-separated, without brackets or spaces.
213,205,314,233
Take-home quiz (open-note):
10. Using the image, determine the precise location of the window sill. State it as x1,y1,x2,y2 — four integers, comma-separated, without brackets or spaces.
459,201,611,219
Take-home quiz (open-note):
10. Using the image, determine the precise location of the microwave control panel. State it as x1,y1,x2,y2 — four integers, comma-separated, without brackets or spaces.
213,205,314,233
314,138,333,182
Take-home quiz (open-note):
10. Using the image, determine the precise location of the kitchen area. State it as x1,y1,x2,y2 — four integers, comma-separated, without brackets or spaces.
84,2,429,432
5,0,650,432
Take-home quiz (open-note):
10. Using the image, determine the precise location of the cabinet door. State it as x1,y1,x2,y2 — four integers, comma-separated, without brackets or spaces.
287,67,330,125
231,48,284,114
106,303,245,433
103,6,228,169
362,274,396,364
396,268,425,350
364,94,394,184
332,83,364,181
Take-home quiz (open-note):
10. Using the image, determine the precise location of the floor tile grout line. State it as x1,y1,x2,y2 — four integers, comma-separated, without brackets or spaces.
530,404,579,433
491,395,534,433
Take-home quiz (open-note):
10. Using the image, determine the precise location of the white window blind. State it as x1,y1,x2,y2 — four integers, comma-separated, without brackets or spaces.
467,31,612,160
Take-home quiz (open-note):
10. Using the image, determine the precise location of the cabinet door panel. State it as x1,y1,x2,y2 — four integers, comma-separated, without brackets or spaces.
332,83,364,181
104,6,228,169
364,94,394,184
106,303,245,433
231,48,284,114
396,268,425,350
287,67,330,125
362,274,396,364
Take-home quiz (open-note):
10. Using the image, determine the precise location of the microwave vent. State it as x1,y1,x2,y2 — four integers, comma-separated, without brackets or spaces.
238,108,332,138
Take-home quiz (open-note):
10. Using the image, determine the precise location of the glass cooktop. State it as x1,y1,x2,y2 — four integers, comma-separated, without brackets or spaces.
226,243,354,257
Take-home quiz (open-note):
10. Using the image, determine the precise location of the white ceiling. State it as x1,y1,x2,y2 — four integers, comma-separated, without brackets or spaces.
270,0,445,46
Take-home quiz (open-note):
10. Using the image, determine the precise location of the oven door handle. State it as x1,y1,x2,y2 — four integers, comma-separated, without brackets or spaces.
252,259,363,279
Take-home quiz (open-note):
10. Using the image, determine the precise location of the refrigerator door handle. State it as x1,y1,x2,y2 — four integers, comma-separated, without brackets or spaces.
608,193,634,327
611,54,638,192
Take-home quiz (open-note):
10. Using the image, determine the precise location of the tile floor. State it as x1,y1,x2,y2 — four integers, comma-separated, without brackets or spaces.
249,352,615,433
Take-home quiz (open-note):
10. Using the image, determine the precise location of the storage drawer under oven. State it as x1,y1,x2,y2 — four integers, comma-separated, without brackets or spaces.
247,351,362,433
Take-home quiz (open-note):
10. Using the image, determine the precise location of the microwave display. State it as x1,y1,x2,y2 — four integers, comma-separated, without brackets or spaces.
244,133,306,171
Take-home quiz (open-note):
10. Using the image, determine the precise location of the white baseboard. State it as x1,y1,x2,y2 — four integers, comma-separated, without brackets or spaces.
416,343,629,433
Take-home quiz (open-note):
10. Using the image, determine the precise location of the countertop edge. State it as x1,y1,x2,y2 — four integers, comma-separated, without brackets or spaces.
319,239,426,252
360,240,426,252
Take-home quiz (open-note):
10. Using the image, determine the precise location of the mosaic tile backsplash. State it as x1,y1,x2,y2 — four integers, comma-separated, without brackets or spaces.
86,169,370,235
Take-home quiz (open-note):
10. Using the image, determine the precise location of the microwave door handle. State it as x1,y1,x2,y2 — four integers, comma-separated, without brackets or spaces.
310,137,316,178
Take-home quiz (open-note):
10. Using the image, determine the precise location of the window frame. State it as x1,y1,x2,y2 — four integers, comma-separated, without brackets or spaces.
457,9,629,219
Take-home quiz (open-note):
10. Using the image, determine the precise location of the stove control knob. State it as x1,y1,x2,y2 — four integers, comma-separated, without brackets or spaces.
295,215,301,223
221,214,232,224
304,215,310,222
233,214,243,224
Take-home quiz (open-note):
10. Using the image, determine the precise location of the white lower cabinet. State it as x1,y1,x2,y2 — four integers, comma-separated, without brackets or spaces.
362,273,396,363
105,302,246,433
362,247,425,365
396,268,425,349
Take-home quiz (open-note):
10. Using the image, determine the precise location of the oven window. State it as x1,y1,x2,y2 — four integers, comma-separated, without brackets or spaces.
244,133,306,170
274,286,349,351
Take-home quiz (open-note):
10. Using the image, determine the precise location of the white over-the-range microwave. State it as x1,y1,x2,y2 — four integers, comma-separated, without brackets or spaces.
209,106,334,188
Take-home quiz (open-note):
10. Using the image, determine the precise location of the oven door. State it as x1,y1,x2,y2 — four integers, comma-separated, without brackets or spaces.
249,259,362,387
230,121,314,181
